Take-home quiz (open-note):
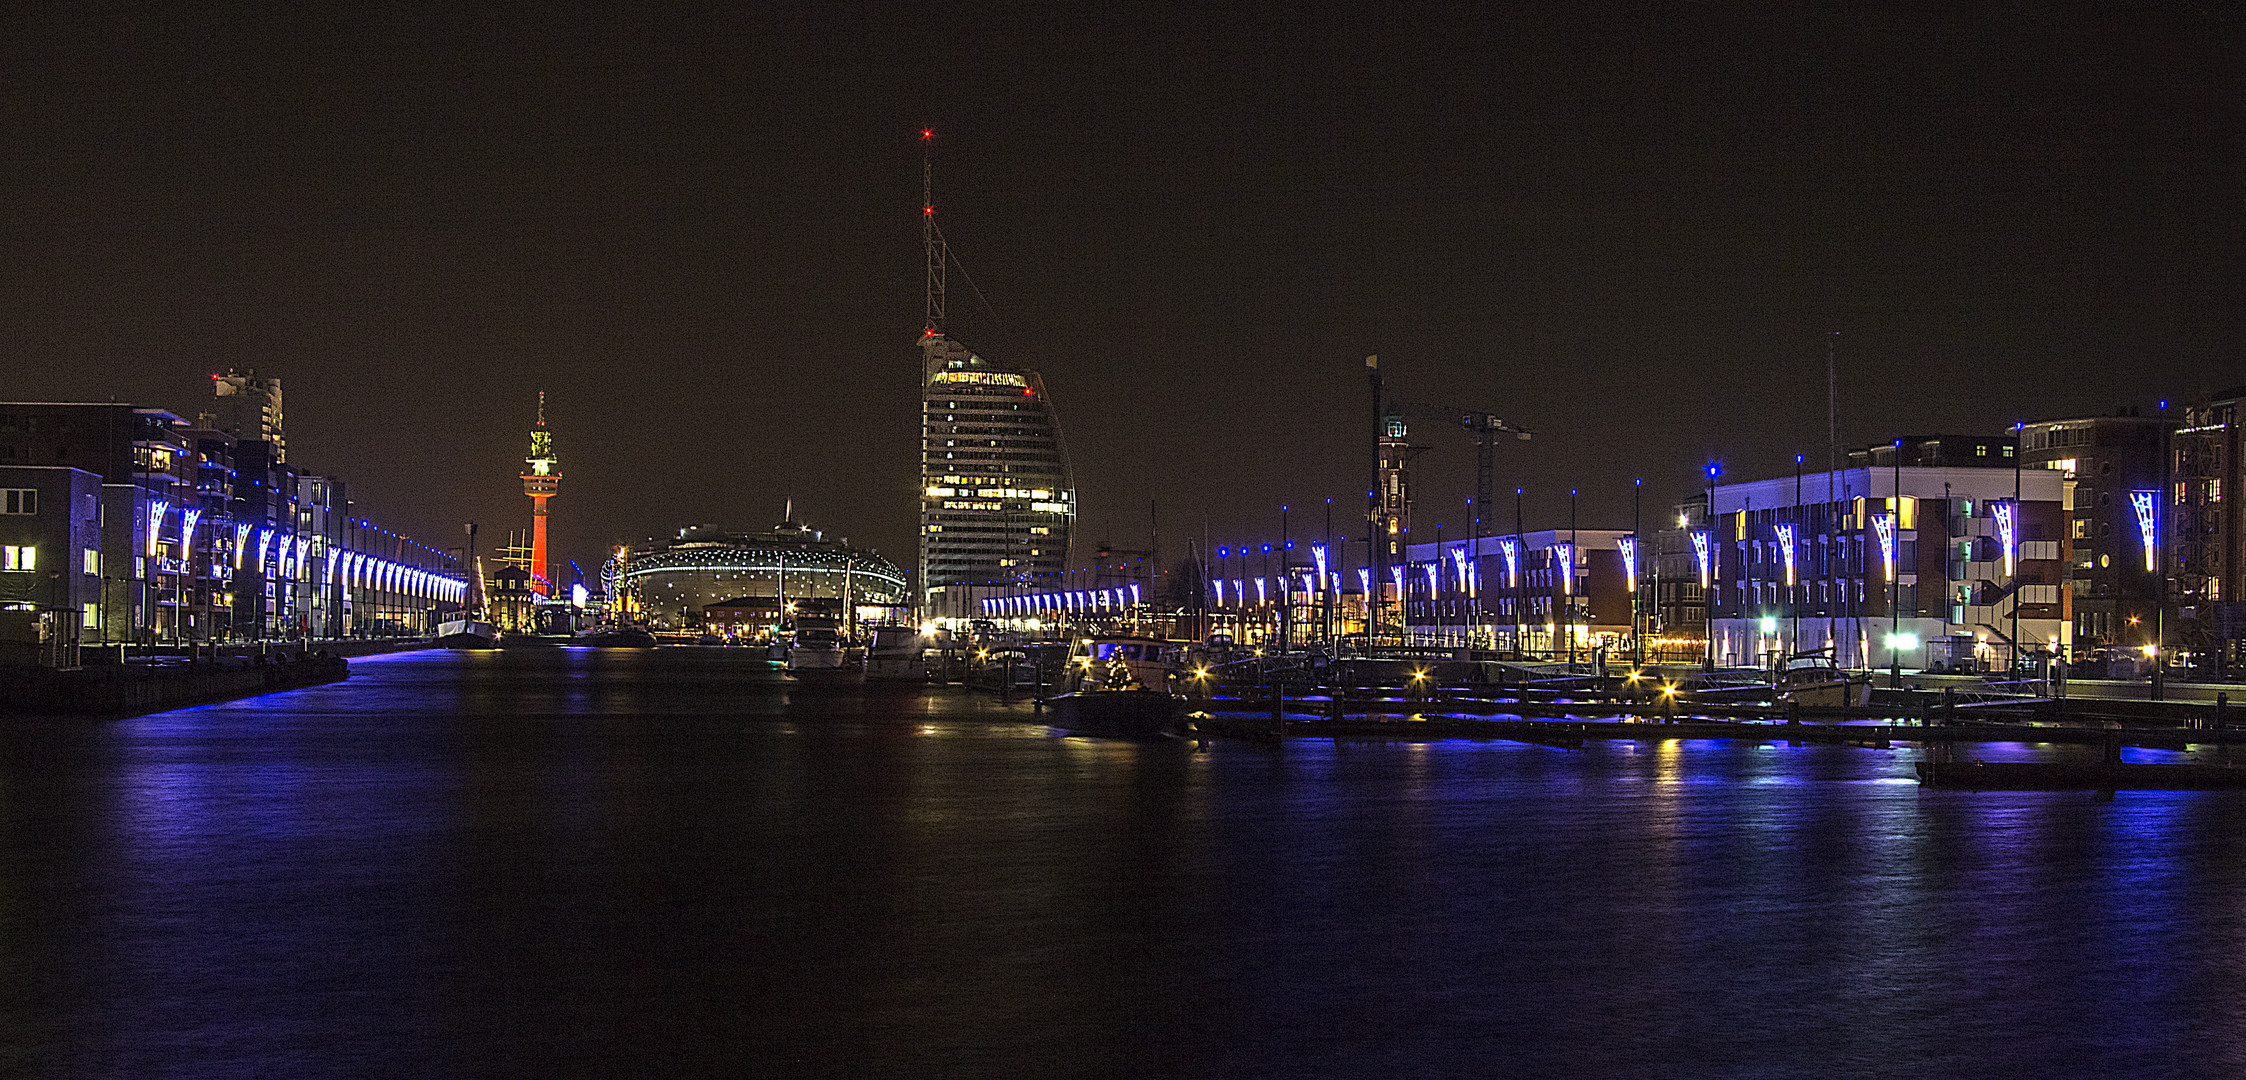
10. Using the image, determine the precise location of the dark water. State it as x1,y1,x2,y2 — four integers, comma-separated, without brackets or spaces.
4,648,2244,1078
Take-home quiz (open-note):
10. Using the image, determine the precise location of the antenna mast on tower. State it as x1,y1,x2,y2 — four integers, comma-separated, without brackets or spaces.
922,127,945,339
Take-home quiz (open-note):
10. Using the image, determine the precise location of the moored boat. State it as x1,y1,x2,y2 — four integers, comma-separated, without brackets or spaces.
1774,649,1872,708
863,625,927,683
438,522,501,648
786,616,851,675
435,617,501,649
1082,633,1189,692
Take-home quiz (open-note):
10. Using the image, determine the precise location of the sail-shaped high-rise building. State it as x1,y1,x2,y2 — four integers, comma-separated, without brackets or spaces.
916,131,1074,613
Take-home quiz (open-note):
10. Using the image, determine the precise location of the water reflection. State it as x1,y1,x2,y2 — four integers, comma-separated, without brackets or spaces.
0,648,2238,1077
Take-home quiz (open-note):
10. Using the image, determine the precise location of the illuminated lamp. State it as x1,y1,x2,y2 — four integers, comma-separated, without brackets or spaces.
1992,501,2016,576
2131,490,2157,572
145,500,169,558
179,507,203,556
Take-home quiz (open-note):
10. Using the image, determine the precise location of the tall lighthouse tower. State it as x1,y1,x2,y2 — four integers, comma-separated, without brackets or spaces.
522,391,560,596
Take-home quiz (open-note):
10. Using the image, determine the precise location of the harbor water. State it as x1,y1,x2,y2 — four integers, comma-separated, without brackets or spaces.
3,647,2243,1078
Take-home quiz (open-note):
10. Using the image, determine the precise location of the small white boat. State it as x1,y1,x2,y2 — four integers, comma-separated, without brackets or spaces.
1774,649,1873,708
435,617,500,650
863,625,928,683
786,617,850,674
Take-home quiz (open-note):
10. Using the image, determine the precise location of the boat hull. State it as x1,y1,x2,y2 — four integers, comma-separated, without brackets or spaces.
864,653,927,683
1048,690,1185,739
435,619,500,649
787,647,848,673
1778,679,1872,708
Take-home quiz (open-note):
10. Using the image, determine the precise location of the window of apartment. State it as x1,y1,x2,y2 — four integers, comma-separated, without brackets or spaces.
1,545,34,571
2,488,35,515
81,603,99,629
82,548,99,575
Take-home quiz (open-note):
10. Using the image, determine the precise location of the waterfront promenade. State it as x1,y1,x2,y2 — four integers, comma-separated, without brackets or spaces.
4,646,2244,1078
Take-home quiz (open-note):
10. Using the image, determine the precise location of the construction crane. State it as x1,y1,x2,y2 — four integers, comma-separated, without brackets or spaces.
1386,401,1533,532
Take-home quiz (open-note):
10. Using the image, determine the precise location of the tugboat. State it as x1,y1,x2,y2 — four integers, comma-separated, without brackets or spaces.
1774,648,1873,708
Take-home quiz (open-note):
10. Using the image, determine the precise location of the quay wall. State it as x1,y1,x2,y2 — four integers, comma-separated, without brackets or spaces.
0,654,349,717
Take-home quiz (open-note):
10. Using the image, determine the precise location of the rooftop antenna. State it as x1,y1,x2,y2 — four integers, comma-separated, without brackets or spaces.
922,127,945,339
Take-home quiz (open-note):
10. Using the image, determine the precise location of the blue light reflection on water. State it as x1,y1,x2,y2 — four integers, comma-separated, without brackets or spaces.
1,647,2243,1078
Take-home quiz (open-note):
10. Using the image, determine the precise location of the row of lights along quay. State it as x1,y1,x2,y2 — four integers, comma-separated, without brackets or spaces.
943,377,2244,709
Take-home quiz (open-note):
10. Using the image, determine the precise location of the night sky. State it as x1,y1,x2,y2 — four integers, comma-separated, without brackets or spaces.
3,4,2240,580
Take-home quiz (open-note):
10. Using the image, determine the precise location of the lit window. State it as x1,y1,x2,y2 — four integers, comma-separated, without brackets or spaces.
83,549,99,575
1,545,33,571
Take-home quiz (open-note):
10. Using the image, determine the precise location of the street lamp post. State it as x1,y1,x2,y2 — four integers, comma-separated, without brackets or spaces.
1631,478,1643,667
1793,454,1804,657
1568,487,1579,665
1891,439,1903,688
1279,505,1290,655
1514,486,1526,658
1704,462,1719,671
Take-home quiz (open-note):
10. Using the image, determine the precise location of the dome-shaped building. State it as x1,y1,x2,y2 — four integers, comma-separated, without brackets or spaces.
619,520,909,634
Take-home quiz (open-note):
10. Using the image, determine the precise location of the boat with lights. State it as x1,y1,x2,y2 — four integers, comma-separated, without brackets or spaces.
1080,633,1190,693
